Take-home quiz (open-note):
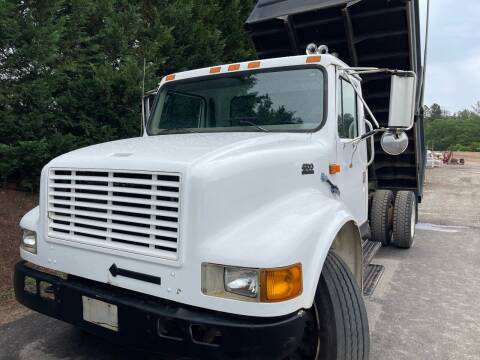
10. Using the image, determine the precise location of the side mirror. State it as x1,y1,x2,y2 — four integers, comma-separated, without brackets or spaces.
380,131,409,156
388,74,416,129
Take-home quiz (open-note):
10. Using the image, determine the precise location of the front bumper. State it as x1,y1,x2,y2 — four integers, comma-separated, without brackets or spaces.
14,261,306,359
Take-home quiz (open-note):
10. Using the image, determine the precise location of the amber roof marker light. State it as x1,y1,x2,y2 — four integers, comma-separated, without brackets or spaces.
228,64,241,71
210,66,221,74
306,56,321,63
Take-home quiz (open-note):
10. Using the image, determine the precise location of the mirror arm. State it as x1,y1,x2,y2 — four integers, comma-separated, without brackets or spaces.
343,67,415,77
349,126,406,146
341,67,417,131
348,128,382,145
364,119,375,166
342,70,380,128
359,129,379,141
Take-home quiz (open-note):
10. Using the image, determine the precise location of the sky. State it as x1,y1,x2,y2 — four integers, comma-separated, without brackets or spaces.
420,0,480,113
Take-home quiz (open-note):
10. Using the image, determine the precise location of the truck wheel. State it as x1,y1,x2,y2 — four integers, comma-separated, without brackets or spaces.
370,190,394,245
288,253,370,360
392,191,417,249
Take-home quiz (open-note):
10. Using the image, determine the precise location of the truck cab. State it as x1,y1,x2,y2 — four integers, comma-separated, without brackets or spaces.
15,1,427,359
15,52,416,359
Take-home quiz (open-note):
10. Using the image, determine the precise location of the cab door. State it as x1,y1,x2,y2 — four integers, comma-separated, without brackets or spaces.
334,76,368,224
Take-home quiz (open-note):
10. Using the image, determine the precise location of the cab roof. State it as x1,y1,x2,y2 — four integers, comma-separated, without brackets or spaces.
159,54,348,86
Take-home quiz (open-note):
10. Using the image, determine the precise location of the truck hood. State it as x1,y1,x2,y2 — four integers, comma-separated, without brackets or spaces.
44,131,327,270
48,132,311,172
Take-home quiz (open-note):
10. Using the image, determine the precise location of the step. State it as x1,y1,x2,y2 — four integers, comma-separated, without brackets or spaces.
363,264,385,296
362,240,382,268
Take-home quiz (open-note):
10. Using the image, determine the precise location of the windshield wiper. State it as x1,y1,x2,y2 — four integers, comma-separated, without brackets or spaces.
238,120,270,132
158,127,195,134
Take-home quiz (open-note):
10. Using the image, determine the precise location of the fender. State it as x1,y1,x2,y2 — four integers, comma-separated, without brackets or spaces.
19,206,39,232
201,188,363,312
19,206,40,262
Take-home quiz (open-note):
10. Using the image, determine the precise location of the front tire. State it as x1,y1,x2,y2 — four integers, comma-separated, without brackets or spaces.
289,253,370,359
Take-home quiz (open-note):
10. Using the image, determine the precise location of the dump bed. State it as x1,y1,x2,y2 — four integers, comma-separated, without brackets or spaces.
246,0,426,199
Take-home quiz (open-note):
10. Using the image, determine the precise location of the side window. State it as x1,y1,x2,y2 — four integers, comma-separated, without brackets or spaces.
160,91,205,128
337,79,358,139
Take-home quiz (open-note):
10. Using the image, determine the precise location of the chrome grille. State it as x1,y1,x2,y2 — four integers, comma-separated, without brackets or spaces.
47,169,181,260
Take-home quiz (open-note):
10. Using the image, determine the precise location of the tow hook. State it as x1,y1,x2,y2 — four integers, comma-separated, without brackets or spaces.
321,173,340,196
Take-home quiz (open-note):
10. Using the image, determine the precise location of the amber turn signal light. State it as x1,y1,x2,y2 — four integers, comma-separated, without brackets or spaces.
260,264,302,302
329,163,341,174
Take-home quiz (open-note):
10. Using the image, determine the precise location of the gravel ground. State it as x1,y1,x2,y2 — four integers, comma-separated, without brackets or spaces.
367,152,480,360
0,153,479,359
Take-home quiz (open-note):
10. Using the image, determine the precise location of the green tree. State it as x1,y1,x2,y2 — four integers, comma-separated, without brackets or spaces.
425,101,480,151
429,103,442,119
0,0,256,189
472,101,480,115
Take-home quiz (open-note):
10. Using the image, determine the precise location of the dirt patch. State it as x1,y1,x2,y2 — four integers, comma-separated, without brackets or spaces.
0,189,38,292
420,152,479,227
455,151,480,162
0,188,37,324
0,289,31,326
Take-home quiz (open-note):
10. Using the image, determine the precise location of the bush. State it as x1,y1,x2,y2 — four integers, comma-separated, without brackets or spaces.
0,144,17,184
0,135,86,190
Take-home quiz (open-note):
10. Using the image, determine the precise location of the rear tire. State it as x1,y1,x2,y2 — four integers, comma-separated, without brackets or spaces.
288,253,370,359
370,190,394,246
392,191,417,249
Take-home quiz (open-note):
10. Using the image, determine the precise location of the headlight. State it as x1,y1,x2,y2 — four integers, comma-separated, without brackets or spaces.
202,263,302,302
224,268,259,298
21,229,37,254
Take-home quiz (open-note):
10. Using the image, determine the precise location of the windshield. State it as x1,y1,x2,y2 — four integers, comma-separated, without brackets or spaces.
147,68,325,134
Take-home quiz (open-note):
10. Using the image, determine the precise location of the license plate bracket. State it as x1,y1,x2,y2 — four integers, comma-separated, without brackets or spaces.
82,296,119,332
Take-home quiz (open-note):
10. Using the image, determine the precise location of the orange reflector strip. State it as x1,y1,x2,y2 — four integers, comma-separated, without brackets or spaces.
248,61,261,69
306,56,321,63
329,163,341,174
228,64,240,71
210,66,221,74
261,264,302,302
165,74,175,81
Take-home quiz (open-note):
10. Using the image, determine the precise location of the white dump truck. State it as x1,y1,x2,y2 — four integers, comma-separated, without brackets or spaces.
15,0,427,359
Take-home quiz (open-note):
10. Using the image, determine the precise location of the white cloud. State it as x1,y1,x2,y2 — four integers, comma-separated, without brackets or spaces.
421,0,480,111
426,51,480,111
